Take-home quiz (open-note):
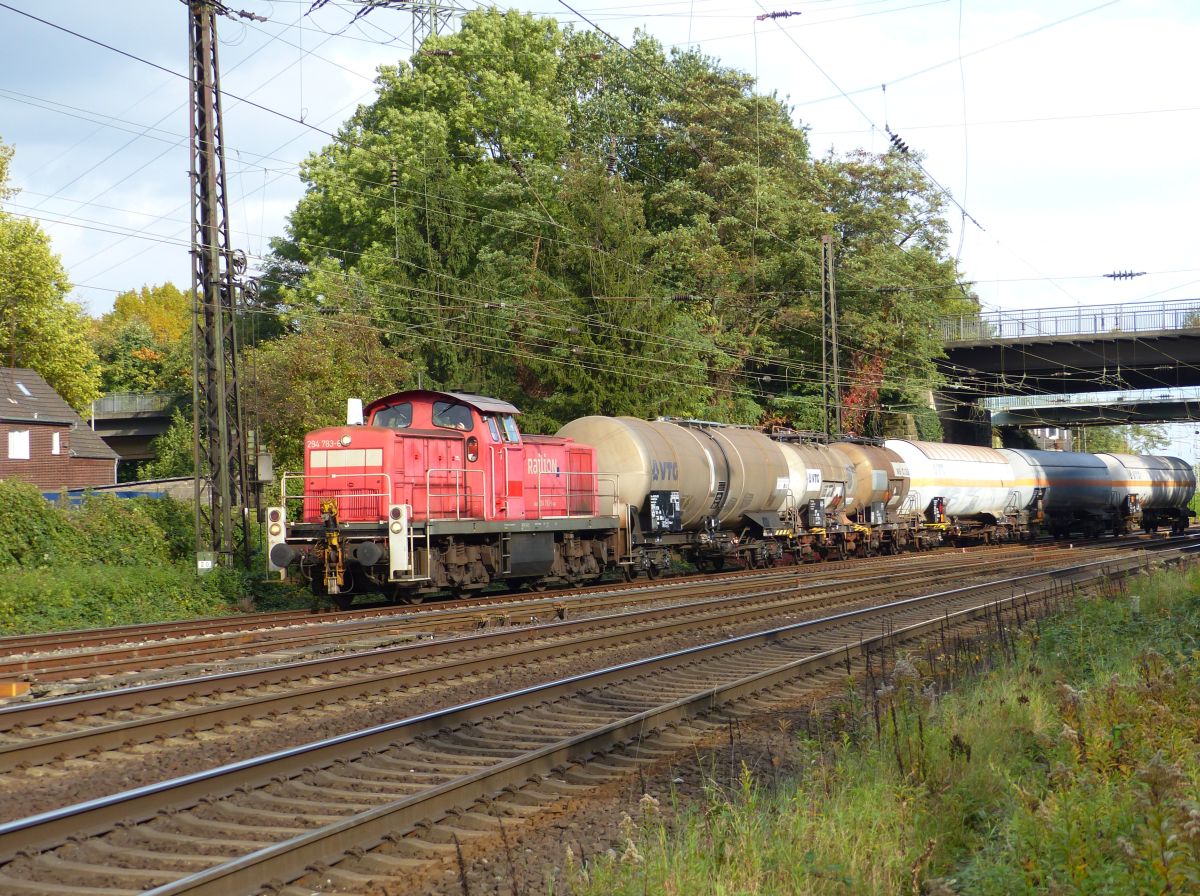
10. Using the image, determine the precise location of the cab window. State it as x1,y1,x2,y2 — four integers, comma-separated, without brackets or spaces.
373,402,412,429
432,401,474,432
486,417,501,442
501,415,520,443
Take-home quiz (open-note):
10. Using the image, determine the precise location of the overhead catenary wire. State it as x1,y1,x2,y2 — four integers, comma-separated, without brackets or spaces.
2,0,1190,417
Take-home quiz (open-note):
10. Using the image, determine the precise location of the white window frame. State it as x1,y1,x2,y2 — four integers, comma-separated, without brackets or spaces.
8,430,30,460
52,432,61,455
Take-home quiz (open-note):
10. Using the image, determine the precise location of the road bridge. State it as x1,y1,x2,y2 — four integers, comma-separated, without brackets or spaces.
984,388,1200,428
939,297,1200,393
89,392,183,465
935,298,1200,442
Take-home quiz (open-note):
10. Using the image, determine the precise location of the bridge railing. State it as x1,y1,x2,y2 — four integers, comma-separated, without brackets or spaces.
91,392,182,417
982,386,1200,411
940,297,1200,343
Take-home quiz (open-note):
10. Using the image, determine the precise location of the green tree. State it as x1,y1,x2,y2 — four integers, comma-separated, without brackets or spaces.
0,138,101,410
1077,424,1169,454
92,283,192,394
241,274,419,472
137,408,195,480
269,11,975,435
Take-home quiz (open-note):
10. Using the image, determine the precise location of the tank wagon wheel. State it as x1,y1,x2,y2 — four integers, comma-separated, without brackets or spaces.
332,594,354,611
646,563,660,580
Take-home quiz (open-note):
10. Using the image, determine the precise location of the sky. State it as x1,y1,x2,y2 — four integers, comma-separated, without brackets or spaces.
2,0,1199,451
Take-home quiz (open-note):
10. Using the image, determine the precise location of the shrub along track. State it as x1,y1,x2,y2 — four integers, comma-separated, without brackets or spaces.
0,541,1187,895
0,549,1076,822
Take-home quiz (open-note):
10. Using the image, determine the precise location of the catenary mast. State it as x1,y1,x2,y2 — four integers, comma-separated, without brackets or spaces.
187,0,253,570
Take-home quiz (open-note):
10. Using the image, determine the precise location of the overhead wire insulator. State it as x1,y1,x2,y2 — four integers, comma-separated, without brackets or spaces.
887,129,910,154
1103,270,1147,280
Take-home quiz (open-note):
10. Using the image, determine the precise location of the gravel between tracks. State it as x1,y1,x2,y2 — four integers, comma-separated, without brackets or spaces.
0,599,830,823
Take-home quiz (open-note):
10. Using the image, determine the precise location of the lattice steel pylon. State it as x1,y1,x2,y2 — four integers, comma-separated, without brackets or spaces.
327,0,464,54
188,0,250,570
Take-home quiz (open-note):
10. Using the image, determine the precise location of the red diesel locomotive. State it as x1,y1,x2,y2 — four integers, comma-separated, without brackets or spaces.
266,390,619,603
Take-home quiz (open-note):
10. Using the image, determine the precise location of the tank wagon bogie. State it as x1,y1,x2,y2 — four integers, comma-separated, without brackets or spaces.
268,389,1196,602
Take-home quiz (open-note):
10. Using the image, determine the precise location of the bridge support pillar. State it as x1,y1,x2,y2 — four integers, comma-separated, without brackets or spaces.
935,391,993,446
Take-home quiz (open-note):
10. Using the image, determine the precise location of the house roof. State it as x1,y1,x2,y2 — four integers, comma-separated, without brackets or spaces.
0,368,119,460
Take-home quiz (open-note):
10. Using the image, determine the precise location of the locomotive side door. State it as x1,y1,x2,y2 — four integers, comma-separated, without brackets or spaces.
497,414,525,519
485,415,526,519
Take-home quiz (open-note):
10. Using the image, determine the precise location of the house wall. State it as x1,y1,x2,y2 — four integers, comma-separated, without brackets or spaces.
0,422,117,489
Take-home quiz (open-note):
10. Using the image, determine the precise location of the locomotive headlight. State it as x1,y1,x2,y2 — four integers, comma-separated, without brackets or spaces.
269,523,282,537
390,521,403,534
339,434,352,446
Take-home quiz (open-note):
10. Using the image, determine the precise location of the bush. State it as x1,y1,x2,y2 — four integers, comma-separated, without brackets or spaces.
0,480,75,568
130,495,195,563
69,493,172,566
0,564,231,634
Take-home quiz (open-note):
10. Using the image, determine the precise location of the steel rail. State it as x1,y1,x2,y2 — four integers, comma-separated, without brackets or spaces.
0,546,1167,878
0,541,1066,659
0,553,1052,771
0,550,1034,682
156,550,1181,896
0,570,808,680
0,560,857,655
0,549,1084,728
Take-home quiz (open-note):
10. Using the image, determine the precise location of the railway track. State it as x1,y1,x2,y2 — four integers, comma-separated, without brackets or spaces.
0,546,1051,687
0,561,837,657
0,540,1184,895
0,550,1070,776
1,537,1119,669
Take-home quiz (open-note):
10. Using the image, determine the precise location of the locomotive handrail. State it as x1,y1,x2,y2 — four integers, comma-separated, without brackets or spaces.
425,467,487,521
530,470,619,519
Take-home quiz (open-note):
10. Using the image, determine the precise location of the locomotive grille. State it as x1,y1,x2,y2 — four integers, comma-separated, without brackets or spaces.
304,489,385,522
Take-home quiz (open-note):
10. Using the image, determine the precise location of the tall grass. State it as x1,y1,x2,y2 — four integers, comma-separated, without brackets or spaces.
565,565,1200,895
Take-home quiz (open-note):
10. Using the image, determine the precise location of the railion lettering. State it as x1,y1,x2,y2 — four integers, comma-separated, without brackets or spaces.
527,456,560,475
